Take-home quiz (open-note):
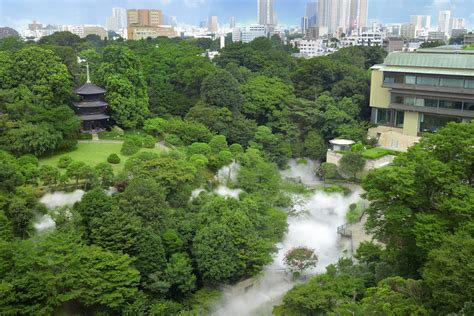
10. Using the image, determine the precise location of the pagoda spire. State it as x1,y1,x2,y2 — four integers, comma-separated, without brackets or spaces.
86,63,91,83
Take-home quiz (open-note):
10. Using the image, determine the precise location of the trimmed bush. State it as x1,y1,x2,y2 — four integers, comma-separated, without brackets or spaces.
121,140,140,156
57,156,73,169
229,143,244,155
107,153,121,164
143,135,156,149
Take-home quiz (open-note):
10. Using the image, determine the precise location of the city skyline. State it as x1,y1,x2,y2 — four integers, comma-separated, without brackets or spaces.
1,0,474,31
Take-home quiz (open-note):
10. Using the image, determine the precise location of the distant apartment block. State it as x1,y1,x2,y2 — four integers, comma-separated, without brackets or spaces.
127,9,176,40
208,16,218,33
369,49,474,151
382,37,404,53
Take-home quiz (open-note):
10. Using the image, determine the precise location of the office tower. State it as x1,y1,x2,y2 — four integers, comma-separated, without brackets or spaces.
112,7,127,29
449,17,465,35
301,17,309,33
258,0,274,27
411,15,431,31
349,0,368,31
306,2,318,27
229,16,236,28
438,10,451,34
208,16,218,33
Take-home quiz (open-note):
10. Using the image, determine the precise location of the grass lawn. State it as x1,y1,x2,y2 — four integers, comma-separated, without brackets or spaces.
39,142,162,172
361,147,399,160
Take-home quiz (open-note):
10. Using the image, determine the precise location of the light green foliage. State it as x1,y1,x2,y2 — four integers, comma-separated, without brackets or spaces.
121,138,141,156
251,126,292,168
164,253,196,297
229,143,244,155
144,117,168,136
188,142,211,157
165,119,213,145
362,147,398,159
209,135,228,153
346,202,364,224
95,162,114,188
201,69,243,110
57,155,73,168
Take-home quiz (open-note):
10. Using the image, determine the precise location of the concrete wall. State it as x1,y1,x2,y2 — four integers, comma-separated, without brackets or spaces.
327,149,396,171
368,126,420,151
369,69,391,108
403,111,420,136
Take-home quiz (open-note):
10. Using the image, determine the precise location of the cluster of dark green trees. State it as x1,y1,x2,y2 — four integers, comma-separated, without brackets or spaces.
275,121,474,315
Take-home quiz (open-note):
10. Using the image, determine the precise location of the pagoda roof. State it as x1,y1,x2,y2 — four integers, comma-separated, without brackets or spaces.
79,114,110,121
74,83,106,95
72,100,108,108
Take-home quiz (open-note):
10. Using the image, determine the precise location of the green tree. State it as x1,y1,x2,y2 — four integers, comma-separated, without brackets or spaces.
165,253,197,297
201,69,243,110
38,165,60,189
303,131,327,159
339,151,365,179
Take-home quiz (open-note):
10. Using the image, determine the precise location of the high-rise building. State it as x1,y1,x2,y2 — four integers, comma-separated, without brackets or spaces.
113,7,127,29
449,18,465,35
400,23,416,39
306,2,318,27
410,15,431,31
258,0,275,28
208,16,218,33
301,17,309,33
349,0,368,32
438,10,451,34
229,16,236,28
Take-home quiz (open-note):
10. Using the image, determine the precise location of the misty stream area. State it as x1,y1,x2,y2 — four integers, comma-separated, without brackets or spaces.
35,159,363,316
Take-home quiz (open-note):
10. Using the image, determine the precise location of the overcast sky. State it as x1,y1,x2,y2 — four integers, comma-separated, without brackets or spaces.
0,0,473,30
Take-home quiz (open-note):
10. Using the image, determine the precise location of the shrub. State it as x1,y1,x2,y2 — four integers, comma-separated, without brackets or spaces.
58,156,73,169
107,153,121,164
143,135,156,149
121,140,141,156
189,154,209,168
318,162,339,180
188,142,211,157
111,126,125,137
346,202,364,224
229,143,244,155
165,134,183,147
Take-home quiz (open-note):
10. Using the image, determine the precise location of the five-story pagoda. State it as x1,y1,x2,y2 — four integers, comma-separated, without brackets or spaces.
72,64,110,132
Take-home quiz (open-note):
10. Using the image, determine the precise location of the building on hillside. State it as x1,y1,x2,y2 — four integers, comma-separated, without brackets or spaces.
368,49,474,151
72,65,110,132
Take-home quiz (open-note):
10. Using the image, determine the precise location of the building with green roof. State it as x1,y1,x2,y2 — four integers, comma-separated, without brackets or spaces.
368,48,474,151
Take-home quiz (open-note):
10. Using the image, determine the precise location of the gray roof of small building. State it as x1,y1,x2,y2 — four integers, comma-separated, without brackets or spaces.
79,114,110,121
72,100,108,108
74,83,106,95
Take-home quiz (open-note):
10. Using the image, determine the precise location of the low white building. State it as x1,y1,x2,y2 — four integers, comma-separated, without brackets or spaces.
341,31,383,47
293,39,328,58
232,25,267,43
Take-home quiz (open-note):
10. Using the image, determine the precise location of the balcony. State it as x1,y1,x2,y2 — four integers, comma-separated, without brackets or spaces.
389,103,474,119
382,82,474,98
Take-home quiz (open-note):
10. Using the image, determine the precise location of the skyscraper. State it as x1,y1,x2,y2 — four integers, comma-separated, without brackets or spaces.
258,0,275,28
438,10,451,34
349,0,368,32
318,0,354,34
113,7,127,29
229,16,236,28
306,2,318,27
208,16,218,33
410,15,431,31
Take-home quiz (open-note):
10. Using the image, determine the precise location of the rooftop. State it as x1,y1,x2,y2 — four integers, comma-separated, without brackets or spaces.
383,49,474,70
74,83,106,95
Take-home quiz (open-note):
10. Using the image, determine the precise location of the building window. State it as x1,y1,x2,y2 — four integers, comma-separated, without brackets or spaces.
463,101,474,111
464,79,474,89
376,108,391,125
395,111,404,128
405,75,416,84
416,76,439,86
424,98,439,108
440,77,464,88
439,99,463,110
419,114,462,133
